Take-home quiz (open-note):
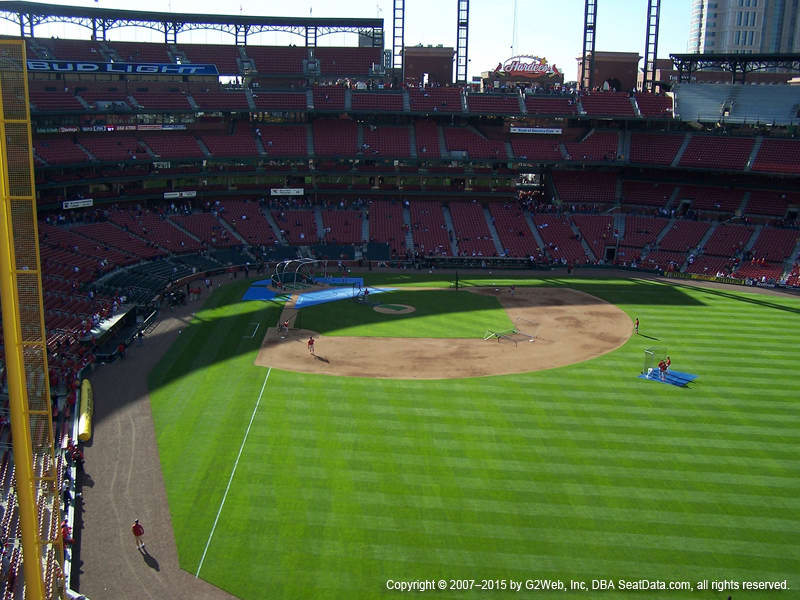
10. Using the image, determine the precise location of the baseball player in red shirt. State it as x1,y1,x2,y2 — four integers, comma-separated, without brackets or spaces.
131,519,145,551
658,359,668,382
307,336,315,355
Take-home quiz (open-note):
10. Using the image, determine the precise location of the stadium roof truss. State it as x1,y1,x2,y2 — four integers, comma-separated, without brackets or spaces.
0,1,384,46
670,53,800,84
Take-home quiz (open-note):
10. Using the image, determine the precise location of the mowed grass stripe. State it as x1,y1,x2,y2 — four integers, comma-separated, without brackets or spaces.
149,276,800,599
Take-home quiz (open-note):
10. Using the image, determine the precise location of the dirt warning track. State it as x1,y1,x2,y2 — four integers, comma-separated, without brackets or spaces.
255,286,632,379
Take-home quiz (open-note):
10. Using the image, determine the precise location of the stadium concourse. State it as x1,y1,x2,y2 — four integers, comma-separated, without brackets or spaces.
0,5,799,598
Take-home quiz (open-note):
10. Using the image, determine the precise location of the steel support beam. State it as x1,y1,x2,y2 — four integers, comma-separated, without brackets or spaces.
642,0,660,91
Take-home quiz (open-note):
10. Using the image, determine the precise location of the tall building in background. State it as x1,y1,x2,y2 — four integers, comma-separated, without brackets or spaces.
688,0,800,54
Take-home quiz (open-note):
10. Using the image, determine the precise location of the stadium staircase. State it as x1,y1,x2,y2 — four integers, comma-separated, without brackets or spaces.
614,213,626,239
615,178,624,204
344,89,352,111
783,239,800,279
483,206,505,256
408,125,418,159
690,221,721,267
666,186,682,211
314,207,325,241
263,210,288,244
616,132,625,161
630,96,642,118
654,218,676,245
254,135,266,156
504,140,514,160
402,205,414,252
524,212,547,256
402,90,410,112
744,137,763,172
186,93,199,111
441,205,459,255
76,141,95,161
671,133,692,167
569,220,597,262
306,89,314,110
743,223,763,253
244,87,257,112
460,92,468,113
305,124,315,156
195,137,212,157
356,125,364,154
361,212,369,244
218,215,247,245
518,94,527,114
436,124,448,158
558,141,570,160
165,217,203,243
621,131,632,162
738,192,751,216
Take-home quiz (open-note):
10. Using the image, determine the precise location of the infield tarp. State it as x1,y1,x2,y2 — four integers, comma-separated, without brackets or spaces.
637,369,698,387
242,287,279,301
295,286,393,308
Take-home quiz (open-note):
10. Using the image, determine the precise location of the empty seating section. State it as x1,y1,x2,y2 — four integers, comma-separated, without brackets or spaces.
640,250,686,271
75,83,130,106
77,134,141,161
746,227,799,262
245,46,307,73
734,260,785,280
314,47,382,76
745,190,796,217
510,135,562,161
130,83,193,111
678,186,744,213
448,202,497,256
271,209,318,244
191,88,250,111
552,171,617,205
39,223,135,268
409,201,450,255
488,203,543,259
368,200,406,255
726,84,800,125
629,133,684,166
444,128,506,159
313,119,358,156
34,137,86,165
678,136,754,170
672,84,726,121
686,255,736,275
408,88,462,113
634,93,673,118
623,217,669,248
702,223,754,256
621,181,675,207
563,131,619,161
109,209,202,253
351,92,403,112
199,122,258,158
414,120,441,158
321,210,363,244
752,139,800,174
532,214,588,264
111,41,171,63
467,94,520,114
572,215,613,259
313,87,345,110
140,132,204,159
37,38,102,61
220,200,277,246
72,222,166,259
28,82,84,112
580,92,635,117
524,97,577,115
180,44,240,74
250,91,307,111
170,213,239,247
658,221,711,252
362,125,411,157
259,125,307,156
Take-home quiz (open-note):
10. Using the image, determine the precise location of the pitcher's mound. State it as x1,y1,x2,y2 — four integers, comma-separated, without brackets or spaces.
374,304,415,314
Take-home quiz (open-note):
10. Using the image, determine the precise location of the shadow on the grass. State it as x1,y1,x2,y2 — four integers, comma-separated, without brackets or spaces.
141,549,160,571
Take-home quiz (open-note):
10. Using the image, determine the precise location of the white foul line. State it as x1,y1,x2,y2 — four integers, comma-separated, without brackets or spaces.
195,367,272,578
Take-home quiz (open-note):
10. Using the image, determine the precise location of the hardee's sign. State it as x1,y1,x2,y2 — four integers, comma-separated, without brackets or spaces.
496,56,560,79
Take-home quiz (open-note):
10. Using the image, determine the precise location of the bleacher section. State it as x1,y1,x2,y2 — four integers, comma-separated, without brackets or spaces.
313,119,358,157
362,125,411,158
488,202,543,259
580,92,635,118
409,200,451,256
751,139,800,175
408,88,462,113
678,136,754,171
368,200,406,256
563,130,619,162
552,171,617,206
532,214,588,264
629,133,684,166
448,201,497,256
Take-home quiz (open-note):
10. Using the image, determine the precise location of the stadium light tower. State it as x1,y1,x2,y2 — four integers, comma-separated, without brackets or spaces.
580,0,597,90
455,0,469,84
393,0,405,81
642,0,661,91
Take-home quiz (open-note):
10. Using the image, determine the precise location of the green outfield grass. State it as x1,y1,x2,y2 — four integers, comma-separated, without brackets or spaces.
148,275,800,599
293,289,514,337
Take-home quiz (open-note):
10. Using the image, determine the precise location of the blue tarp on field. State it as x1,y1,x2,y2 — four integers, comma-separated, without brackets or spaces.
637,369,698,387
294,286,393,308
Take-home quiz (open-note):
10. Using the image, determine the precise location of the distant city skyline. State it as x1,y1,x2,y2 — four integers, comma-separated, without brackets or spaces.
0,0,692,81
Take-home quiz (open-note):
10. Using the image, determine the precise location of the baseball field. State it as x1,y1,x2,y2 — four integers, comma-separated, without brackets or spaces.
147,273,800,599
